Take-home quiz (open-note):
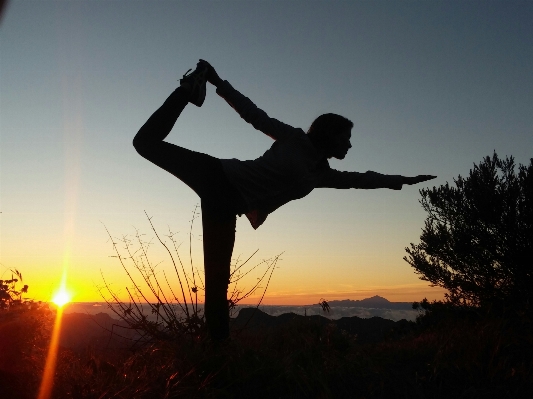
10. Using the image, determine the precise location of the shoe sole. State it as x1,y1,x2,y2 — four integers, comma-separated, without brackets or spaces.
181,65,208,107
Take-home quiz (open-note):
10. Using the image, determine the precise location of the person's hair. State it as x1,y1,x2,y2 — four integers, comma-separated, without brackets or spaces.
307,113,353,152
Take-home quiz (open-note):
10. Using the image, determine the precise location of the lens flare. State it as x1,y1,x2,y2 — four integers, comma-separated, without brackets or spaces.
38,272,71,399
52,288,71,307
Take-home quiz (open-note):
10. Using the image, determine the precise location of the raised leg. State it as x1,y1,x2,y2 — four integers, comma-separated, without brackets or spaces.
133,86,189,149
133,86,222,197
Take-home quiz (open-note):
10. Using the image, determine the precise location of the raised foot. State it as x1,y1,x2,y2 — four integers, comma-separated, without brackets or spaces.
179,61,208,107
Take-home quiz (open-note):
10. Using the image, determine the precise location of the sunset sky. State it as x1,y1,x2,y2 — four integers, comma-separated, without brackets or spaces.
1,1,532,305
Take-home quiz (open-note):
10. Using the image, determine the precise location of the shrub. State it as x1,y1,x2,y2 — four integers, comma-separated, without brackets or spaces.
405,153,533,314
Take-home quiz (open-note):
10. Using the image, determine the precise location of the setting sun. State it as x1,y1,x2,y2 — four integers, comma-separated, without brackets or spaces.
51,288,71,307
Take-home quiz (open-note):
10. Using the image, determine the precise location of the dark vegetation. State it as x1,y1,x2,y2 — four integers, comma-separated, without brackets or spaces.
1,153,532,398
1,302,531,398
405,152,533,313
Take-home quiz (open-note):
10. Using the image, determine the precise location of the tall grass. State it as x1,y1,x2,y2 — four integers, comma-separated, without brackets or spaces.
98,209,282,344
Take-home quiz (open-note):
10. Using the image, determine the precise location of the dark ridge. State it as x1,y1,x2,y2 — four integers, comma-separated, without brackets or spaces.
56,309,415,351
232,307,414,343
60,312,139,350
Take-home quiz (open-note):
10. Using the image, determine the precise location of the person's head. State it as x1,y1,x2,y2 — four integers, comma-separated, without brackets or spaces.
307,113,353,159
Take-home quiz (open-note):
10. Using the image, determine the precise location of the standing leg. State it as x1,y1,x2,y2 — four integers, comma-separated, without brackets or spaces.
201,203,236,341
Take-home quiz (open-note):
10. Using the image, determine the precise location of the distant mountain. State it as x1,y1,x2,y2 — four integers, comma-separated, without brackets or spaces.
310,295,414,310
232,308,414,344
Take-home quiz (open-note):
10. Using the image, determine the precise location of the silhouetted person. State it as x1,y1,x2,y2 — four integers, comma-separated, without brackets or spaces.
133,60,436,341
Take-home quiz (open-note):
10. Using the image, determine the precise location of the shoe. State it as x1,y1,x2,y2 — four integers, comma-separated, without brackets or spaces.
179,61,208,107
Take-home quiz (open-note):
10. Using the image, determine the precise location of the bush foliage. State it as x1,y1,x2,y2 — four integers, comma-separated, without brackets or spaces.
405,153,533,312
0,269,28,310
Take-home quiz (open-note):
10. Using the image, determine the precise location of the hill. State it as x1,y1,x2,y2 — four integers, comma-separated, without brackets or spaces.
232,307,413,343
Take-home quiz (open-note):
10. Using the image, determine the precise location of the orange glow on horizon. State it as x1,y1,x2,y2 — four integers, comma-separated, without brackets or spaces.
42,284,446,306
234,285,447,306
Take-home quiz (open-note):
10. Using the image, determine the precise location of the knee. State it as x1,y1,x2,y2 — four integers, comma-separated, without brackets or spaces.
132,133,150,157
132,133,142,151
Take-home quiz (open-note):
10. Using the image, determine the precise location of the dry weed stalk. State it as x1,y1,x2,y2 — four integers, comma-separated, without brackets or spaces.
99,208,282,344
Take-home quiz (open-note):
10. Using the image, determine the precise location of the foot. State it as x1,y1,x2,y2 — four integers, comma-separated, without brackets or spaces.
179,61,208,107
199,59,224,88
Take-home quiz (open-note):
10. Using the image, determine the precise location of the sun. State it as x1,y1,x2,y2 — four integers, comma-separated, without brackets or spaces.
51,288,71,307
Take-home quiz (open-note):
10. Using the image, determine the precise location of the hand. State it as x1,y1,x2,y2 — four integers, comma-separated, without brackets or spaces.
199,59,223,87
402,175,437,185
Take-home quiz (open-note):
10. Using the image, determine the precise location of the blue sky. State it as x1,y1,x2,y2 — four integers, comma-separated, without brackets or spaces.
1,1,532,304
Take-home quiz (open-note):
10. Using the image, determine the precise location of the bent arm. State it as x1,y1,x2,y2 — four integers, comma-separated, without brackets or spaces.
216,80,299,141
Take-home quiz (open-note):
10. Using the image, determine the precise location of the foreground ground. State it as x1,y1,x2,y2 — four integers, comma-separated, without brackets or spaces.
0,305,532,399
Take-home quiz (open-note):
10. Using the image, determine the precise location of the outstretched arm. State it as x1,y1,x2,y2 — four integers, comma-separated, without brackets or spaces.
401,175,437,185
319,168,436,190
200,60,300,141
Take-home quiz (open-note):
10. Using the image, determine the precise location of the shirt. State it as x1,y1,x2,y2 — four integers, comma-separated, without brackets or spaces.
216,81,403,229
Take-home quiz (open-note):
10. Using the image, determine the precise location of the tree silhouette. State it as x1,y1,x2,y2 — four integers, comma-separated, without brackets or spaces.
405,153,533,313
0,269,28,310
